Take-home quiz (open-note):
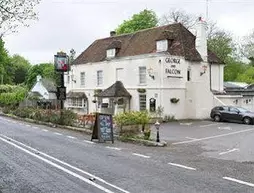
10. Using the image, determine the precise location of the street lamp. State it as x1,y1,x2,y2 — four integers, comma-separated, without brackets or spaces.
154,120,160,143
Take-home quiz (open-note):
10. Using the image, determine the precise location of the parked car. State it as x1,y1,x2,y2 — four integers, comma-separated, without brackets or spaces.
210,106,254,125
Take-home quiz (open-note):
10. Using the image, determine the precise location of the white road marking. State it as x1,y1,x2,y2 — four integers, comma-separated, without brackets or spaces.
54,132,62,136
185,137,197,140
42,129,48,132
173,128,254,145
219,148,239,155
200,123,223,128
106,146,121,151
83,140,95,144
218,126,232,130
168,163,196,171
26,124,31,127
32,126,39,129
0,136,118,193
132,153,150,158
180,122,192,126
223,177,254,187
67,136,76,139
0,134,130,193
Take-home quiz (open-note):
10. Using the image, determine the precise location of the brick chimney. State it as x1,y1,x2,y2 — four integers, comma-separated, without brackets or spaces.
195,17,208,62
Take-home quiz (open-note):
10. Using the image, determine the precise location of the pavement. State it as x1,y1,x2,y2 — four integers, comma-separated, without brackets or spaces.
0,116,254,193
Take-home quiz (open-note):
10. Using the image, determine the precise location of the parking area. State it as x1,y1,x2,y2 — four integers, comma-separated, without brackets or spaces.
151,120,254,162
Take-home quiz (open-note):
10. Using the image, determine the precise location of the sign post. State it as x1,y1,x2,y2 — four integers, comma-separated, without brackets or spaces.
54,51,69,123
91,113,114,143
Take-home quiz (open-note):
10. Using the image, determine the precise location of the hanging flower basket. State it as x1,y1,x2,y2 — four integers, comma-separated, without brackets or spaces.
170,98,180,104
137,88,146,93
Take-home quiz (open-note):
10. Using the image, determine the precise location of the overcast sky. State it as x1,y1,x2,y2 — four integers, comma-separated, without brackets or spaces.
4,0,254,64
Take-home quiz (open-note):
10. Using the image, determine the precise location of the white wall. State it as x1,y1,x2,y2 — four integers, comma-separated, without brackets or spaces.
66,52,219,119
211,64,224,92
31,81,50,100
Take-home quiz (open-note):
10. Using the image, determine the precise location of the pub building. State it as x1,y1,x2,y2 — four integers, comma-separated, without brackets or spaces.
65,17,224,120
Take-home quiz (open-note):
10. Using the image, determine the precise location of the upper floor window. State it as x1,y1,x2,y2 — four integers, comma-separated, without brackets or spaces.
106,49,116,58
80,72,85,87
97,70,103,86
139,66,146,84
116,68,124,81
156,40,168,52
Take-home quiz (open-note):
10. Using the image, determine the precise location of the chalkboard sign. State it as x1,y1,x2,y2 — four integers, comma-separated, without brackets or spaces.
91,113,114,143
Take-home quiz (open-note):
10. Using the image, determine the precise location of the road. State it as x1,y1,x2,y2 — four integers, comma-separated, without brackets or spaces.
0,116,254,193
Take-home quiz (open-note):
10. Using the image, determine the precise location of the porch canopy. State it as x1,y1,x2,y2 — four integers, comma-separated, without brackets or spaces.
97,81,131,98
67,91,88,99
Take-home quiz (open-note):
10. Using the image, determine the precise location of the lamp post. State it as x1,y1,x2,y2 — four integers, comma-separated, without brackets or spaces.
154,120,160,143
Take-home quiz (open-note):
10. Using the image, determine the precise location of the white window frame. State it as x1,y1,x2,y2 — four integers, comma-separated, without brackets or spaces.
67,98,83,108
156,40,168,52
139,94,147,111
139,66,147,85
80,72,85,87
97,70,103,86
106,48,116,58
116,68,124,81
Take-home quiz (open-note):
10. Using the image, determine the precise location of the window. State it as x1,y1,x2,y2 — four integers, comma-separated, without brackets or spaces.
97,70,103,86
187,69,191,81
67,98,82,107
67,75,70,84
156,40,168,52
106,49,116,58
80,72,85,86
139,94,146,111
139,66,146,84
116,68,124,81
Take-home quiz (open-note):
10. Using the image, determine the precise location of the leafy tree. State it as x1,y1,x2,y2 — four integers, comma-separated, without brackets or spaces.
235,65,254,84
115,9,158,35
208,31,236,63
0,38,12,84
10,54,31,84
0,0,41,36
25,63,58,89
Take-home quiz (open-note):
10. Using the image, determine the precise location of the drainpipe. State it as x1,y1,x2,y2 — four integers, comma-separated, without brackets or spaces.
209,63,212,91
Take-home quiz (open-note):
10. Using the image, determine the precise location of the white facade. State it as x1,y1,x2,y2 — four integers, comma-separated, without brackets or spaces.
30,75,57,100
65,19,224,119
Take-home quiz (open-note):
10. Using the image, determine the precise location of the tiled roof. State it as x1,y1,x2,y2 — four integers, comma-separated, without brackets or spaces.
67,91,87,99
74,23,216,65
97,81,131,98
41,79,57,92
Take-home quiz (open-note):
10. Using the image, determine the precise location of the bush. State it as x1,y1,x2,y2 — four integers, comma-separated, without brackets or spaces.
10,107,77,126
114,111,151,126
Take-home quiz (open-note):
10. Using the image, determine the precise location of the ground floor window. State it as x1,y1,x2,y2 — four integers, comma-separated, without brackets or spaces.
139,94,146,111
67,98,83,107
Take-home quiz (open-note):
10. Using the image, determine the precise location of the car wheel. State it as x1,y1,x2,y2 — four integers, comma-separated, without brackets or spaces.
214,115,220,122
243,117,251,125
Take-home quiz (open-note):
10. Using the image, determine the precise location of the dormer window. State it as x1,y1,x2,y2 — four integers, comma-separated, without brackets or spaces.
106,48,116,58
156,40,168,52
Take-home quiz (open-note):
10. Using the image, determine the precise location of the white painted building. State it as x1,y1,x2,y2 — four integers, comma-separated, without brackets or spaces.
65,17,224,119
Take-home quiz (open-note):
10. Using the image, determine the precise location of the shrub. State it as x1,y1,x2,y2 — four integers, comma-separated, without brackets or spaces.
10,107,77,126
114,111,150,126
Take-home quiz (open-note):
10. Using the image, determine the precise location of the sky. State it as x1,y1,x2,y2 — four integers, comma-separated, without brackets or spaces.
4,0,254,64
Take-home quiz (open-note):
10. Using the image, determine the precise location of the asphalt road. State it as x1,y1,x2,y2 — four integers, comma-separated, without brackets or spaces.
0,116,254,193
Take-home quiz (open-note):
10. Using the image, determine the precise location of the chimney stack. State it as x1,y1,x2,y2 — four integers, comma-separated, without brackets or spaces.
110,31,116,37
195,17,208,62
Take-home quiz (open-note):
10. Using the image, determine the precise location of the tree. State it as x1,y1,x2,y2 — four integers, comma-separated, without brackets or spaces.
241,31,254,64
208,31,236,63
10,54,31,84
25,63,58,89
160,8,197,29
0,0,41,36
115,9,158,35
0,38,12,84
